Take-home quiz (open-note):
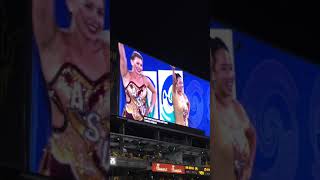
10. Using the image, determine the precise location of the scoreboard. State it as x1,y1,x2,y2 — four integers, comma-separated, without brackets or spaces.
185,166,210,176
151,162,210,176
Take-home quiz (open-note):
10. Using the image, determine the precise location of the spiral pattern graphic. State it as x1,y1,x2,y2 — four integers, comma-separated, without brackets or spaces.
186,80,204,128
206,87,211,125
240,59,299,179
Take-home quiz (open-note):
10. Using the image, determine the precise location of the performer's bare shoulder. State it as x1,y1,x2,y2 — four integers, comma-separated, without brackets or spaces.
233,99,251,129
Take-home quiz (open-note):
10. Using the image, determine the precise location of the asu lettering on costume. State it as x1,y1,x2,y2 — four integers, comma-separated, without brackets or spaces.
40,63,110,180
31,0,110,179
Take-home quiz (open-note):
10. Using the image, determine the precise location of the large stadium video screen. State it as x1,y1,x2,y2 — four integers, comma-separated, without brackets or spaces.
210,22,320,179
117,43,210,136
30,0,110,179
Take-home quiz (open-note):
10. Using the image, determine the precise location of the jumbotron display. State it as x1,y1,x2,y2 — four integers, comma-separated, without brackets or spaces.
211,22,320,180
117,43,210,136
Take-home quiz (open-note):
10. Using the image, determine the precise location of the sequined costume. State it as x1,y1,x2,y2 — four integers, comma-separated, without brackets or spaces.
39,63,110,180
172,93,189,127
212,95,251,180
122,81,148,121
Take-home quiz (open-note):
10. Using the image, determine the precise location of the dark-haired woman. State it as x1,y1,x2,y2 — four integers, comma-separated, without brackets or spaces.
210,37,256,180
171,66,190,127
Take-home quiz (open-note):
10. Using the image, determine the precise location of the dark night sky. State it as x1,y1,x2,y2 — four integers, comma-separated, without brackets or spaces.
211,0,320,65
112,0,320,80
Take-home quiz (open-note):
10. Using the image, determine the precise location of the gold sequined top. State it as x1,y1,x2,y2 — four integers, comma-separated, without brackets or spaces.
173,92,189,126
45,62,110,179
123,81,148,121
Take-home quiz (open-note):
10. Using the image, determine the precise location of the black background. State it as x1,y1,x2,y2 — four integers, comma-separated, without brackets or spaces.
0,0,31,172
211,0,320,65
111,0,210,80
